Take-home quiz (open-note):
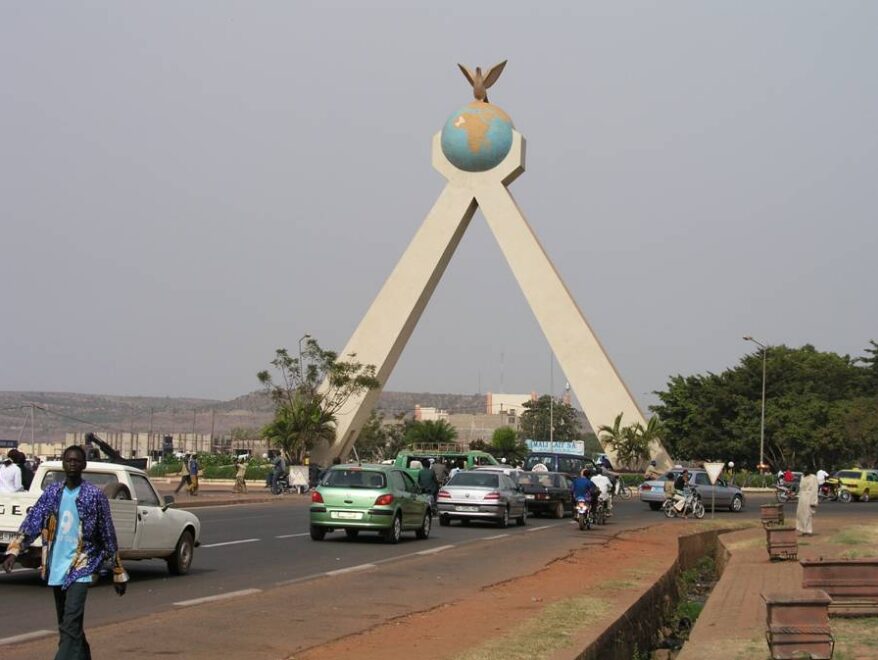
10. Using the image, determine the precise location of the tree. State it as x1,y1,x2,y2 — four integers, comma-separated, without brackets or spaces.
519,395,582,442
404,419,457,446
598,413,651,471
355,410,410,462
491,426,528,463
257,338,379,462
651,342,878,471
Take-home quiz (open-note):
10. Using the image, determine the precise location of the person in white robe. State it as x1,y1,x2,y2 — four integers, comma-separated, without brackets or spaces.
796,471,819,535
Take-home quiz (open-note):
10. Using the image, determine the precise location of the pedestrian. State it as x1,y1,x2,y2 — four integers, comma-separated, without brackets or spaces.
270,453,287,494
173,457,191,495
0,452,23,493
418,462,439,512
187,454,200,496
430,458,448,486
9,449,34,491
234,459,247,493
2,445,128,659
796,469,819,536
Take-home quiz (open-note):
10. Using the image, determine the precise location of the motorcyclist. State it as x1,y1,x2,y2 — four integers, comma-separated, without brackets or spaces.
643,460,662,481
673,470,691,515
571,468,597,510
592,468,613,516
270,452,287,494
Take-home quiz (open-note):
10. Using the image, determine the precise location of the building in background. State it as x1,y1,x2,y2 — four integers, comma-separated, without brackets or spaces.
485,392,536,416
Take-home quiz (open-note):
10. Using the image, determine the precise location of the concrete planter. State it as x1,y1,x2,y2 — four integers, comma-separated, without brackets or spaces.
765,526,798,561
760,503,785,527
801,558,878,616
762,590,834,659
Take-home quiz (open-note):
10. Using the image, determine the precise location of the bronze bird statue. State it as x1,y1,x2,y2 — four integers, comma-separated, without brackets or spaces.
457,60,507,103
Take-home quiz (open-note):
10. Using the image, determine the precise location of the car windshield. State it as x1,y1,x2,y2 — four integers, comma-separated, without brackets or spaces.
322,469,386,489
448,472,499,488
524,456,553,470
836,471,861,479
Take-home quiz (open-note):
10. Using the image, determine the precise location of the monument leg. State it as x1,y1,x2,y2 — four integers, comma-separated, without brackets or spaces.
328,185,477,458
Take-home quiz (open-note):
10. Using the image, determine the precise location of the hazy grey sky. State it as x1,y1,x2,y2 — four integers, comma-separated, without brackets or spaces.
2,2,876,411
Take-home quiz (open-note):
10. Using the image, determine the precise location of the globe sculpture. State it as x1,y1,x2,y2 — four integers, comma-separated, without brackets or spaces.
440,101,514,172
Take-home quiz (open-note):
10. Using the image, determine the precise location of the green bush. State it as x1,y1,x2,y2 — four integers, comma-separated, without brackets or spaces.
620,473,644,487
149,461,182,477
201,464,272,480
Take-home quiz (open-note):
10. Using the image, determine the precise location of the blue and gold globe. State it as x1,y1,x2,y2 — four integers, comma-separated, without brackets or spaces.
440,101,514,172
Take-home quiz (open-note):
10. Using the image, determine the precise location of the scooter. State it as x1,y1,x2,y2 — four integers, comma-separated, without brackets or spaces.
663,491,705,519
575,496,593,530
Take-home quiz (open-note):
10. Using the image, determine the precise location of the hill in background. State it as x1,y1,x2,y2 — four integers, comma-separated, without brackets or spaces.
0,390,490,443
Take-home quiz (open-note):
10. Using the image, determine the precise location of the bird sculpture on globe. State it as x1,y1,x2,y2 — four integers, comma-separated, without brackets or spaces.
440,60,513,172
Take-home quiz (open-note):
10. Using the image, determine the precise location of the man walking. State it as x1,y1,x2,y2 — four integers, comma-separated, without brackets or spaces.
187,454,200,496
234,459,247,493
797,469,819,536
2,445,128,659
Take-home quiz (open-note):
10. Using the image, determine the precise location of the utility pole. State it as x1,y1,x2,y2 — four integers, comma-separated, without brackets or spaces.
31,403,36,457
192,409,197,453
210,409,216,451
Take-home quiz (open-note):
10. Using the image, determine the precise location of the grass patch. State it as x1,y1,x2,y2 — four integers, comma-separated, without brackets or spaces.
831,525,878,546
839,549,874,559
601,579,638,589
833,617,878,659
727,536,763,550
456,595,609,660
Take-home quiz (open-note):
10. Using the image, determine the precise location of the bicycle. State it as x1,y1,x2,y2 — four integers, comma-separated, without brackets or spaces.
615,478,633,500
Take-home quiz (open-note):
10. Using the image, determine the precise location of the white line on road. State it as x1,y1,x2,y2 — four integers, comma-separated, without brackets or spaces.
174,588,262,607
275,533,309,539
325,563,377,577
526,525,553,532
200,538,260,548
481,533,509,540
415,544,455,556
0,630,55,646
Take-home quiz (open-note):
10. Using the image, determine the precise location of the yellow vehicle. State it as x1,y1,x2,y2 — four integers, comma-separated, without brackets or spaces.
834,469,878,502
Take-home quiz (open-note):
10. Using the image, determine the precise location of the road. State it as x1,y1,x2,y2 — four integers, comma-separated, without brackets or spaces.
0,492,865,642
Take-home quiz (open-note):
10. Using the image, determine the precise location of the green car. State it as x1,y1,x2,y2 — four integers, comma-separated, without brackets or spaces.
309,464,433,543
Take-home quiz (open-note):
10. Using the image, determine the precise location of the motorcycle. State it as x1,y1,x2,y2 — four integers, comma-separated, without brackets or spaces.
271,473,293,495
819,479,851,503
575,496,594,530
594,498,608,525
662,490,705,519
775,482,798,504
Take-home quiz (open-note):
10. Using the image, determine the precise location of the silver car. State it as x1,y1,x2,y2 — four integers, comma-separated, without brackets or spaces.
640,469,745,512
438,471,527,527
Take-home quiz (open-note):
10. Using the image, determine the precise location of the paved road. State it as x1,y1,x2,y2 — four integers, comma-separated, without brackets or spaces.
0,492,864,642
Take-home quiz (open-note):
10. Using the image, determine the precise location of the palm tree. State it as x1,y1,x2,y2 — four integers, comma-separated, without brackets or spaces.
405,419,458,447
261,393,335,463
598,413,651,470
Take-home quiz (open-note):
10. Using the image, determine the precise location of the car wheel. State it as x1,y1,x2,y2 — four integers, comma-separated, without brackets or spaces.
345,529,359,540
498,507,509,528
384,514,402,544
553,502,565,519
648,502,662,511
862,490,870,503
167,530,194,575
730,495,744,513
310,525,326,541
416,512,432,539
439,515,450,527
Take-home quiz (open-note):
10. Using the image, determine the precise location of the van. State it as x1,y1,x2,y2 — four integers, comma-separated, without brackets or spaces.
393,444,499,478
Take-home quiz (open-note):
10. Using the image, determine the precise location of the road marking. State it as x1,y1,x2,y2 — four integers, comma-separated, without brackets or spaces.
0,630,56,645
482,533,509,540
526,524,553,532
326,563,377,577
200,538,260,548
275,533,309,539
174,588,262,607
415,544,455,556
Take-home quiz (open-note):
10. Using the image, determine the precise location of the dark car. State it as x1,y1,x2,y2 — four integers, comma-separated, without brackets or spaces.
523,452,597,479
516,471,572,518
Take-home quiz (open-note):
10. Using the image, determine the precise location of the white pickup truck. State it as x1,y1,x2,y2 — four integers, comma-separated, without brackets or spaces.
0,462,201,575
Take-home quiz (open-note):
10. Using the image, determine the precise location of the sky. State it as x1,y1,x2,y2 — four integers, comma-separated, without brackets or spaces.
2,2,876,412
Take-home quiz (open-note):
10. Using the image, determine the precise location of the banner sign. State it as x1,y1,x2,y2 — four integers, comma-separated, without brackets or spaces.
525,440,584,455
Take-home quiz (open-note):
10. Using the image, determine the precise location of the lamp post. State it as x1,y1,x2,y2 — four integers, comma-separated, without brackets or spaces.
298,333,311,381
743,336,767,472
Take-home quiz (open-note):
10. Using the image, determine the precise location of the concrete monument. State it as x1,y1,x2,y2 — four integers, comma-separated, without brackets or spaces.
327,63,671,469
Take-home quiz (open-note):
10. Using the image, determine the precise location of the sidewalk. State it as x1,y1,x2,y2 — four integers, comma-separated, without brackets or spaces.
679,516,876,659
154,478,310,509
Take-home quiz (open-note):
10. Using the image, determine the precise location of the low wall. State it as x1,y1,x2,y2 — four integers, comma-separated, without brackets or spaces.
574,528,731,660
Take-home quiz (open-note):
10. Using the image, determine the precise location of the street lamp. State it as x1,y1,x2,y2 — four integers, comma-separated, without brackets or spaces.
743,336,768,472
298,333,311,381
